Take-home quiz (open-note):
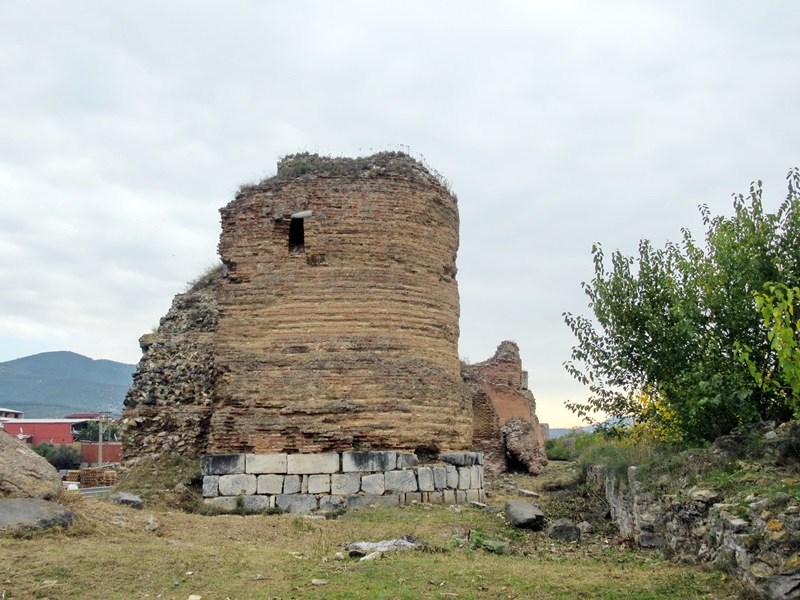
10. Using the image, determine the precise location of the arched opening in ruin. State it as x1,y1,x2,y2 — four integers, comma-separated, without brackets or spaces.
288,218,304,254
504,451,528,474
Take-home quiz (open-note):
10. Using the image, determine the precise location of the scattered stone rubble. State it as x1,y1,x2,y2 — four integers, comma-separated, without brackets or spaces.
202,450,485,514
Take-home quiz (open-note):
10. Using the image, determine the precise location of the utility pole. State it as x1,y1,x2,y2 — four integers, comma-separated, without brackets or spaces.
97,413,106,467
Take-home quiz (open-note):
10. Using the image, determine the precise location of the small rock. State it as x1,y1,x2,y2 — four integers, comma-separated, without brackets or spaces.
577,521,593,535
547,518,581,542
187,595,203,600
109,492,144,510
505,501,545,530
333,552,345,560
469,501,488,510
517,489,539,498
690,489,720,504
310,578,329,585
481,539,510,555
360,551,382,561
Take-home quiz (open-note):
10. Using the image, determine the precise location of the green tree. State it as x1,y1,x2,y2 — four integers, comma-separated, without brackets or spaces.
76,420,119,442
564,168,800,443
32,442,81,470
742,283,800,418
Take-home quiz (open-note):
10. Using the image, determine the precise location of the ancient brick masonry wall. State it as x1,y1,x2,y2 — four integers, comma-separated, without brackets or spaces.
469,341,547,475
120,269,222,463
462,364,507,475
209,154,472,454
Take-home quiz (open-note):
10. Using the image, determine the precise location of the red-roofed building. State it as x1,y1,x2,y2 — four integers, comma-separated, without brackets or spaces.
0,419,90,445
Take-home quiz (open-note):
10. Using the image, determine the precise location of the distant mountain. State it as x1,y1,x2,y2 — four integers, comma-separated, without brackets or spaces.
0,351,135,418
549,426,593,439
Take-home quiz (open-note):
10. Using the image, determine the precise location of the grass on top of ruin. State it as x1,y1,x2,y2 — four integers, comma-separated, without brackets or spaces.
0,466,745,600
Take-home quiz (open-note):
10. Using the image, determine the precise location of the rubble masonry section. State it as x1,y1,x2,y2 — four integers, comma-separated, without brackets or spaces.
201,450,485,513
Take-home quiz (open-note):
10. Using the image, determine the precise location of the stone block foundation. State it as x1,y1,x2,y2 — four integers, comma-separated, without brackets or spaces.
201,451,485,514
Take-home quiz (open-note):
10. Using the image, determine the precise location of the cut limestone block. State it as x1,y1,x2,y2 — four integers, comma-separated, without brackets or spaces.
283,475,301,494
342,451,396,472
346,494,401,509
385,470,417,493
396,453,419,469
287,453,339,474
432,467,447,490
202,475,219,498
203,497,238,512
445,465,458,488
257,474,284,495
218,474,257,496
361,473,385,495
457,467,471,490
417,467,434,492
201,454,244,476
275,494,318,514
241,495,272,511
308,475,331,495
332,473,361,495
246,454,288,474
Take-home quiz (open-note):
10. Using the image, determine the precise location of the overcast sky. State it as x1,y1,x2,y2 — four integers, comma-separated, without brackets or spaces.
1,1,799,427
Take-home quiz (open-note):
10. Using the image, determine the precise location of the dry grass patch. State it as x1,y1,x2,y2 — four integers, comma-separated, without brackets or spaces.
0,491,741,599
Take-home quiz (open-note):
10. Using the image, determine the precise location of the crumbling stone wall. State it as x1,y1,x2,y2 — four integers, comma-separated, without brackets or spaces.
122,153,473,462
468,341,547,475
121,267,222,463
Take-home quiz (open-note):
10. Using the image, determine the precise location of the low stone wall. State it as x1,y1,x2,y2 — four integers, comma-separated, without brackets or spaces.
201,451,485,513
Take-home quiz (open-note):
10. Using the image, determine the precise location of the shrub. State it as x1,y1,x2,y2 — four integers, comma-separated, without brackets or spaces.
32,442,81,470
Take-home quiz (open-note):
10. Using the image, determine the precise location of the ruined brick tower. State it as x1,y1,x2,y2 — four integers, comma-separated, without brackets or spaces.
122,152,473,461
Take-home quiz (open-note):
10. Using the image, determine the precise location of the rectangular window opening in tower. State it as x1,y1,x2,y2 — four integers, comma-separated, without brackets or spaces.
289,218,304,254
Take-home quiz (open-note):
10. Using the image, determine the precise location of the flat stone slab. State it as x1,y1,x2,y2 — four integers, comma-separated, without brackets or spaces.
505,501,545,530
0,498,78,533
204,496,238,512
201,454,245,476
346,494,401,509
287,453,339,474
275,494,318,514
439,452,483,466
342,451,396,472
108,492,144,510
246,453,288,474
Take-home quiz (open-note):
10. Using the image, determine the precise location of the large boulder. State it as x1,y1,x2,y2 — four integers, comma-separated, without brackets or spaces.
0,498,77,534
502,418,548,475
0,431,62,499
505,500,545,530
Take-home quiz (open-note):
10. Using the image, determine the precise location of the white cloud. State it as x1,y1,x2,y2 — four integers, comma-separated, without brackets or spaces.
1,1,799,426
